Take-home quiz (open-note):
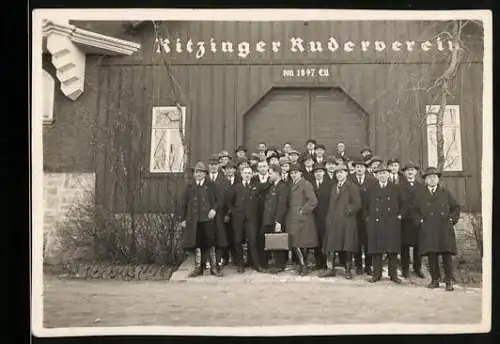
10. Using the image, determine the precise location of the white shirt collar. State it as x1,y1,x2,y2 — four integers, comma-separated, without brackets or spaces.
379,182,387,188
197,179,205,186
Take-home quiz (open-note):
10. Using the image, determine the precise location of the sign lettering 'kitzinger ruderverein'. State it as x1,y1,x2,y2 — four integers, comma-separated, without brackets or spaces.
155,36,460,59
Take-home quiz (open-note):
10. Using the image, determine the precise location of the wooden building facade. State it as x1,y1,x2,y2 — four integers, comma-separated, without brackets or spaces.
42,20,484,215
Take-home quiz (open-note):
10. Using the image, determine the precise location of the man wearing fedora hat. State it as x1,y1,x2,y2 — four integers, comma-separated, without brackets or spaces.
399,162,426,279
177,161,224,277
235,146,248,160
218,150,232,168
314,144,327,165
301,154,316,185
288,149,301,165
349,157,377,275
320,164,362,279
311,163,332,271
364,162,405,284
207,156,229,267
360,146,373,160
324,156,338,183
286,163,319,275
220,161,239,266
366,156,383,177
279,156,292,185
387,158,404,185
414,167,460,291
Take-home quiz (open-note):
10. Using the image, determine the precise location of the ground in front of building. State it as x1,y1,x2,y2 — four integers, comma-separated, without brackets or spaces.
43,256,482,328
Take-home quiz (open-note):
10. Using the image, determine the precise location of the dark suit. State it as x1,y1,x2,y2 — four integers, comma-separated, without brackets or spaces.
261,180,290,269
312,178,332,269
301,168,316,185
388,172,405,185
208,173,229,251
314,156,327,165
325,171,337,184
400,178,425,274
350,172,377,272
227,180,264,269
251,174,272,266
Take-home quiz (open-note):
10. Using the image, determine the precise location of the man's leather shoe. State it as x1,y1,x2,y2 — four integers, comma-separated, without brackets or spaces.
427,280,440,289
368,276,380,283
364,267,373,275
391,277,402,284
414,270,425,278
345,270,353,279
237,266,245,273
402,271,409,279
445,280,454,291
318,269,336,278
355,267,364,275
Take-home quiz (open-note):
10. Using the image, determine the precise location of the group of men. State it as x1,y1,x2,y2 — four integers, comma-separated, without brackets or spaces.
176,139,461,291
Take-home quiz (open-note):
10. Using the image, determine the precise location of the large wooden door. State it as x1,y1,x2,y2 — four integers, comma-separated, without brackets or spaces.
244,87,367,155
310,88,368,156
244,88,308,152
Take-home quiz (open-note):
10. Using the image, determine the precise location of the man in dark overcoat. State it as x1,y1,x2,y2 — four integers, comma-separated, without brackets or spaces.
349,157,377,275
335,141,349,162
235,146,248,160
261,164,290,273
314,144,327,165
279,156,292,185
414,167,461,291
207,156,229,267
177,161,223,277
252,159,272,268
399,162,426,278
320,164,361,279
227,165,266,273
364,163,405,284
286,163,318,275
366,156,382,178
311,163,331,270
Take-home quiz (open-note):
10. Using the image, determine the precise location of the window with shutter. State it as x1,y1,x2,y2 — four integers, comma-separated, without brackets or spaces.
149,106,186,173
425,105,463,171
43,69,55,125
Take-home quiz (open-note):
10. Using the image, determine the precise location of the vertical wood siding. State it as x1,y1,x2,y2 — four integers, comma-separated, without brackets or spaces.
92,21,483,213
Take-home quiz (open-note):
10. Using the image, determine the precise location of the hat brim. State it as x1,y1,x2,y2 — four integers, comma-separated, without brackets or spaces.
374,168,390,173
402,165,419,171
422,172,442,178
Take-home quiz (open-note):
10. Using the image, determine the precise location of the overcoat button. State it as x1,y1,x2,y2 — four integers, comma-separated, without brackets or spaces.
430,212,434,215
388,208,391,211
376,218,380,222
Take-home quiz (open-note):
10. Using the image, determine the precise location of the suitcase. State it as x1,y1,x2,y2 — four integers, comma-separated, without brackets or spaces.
264,232,290,251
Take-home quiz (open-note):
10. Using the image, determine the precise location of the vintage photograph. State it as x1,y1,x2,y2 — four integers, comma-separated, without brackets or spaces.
31,9,492,336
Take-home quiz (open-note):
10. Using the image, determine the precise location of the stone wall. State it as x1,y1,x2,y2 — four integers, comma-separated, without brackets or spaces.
43,172,95,264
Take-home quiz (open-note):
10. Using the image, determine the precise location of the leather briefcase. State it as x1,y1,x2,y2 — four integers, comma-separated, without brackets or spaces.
264,232,289,251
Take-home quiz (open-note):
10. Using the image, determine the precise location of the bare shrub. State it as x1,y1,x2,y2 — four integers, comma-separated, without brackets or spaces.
56,191,184,266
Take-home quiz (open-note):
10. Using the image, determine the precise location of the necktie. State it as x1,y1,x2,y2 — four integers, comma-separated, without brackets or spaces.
317,181,320,188
357,177,361,184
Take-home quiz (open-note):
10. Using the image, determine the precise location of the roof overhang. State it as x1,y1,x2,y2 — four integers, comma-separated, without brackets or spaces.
42,19,141,100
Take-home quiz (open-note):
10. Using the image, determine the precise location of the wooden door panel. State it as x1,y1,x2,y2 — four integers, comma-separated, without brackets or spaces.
244,88,308,153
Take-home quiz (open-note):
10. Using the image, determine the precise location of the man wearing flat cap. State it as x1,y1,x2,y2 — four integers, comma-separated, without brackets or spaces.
350,157,377,275
300,139,317,163
311,163,332,271
314,144,327,165
321,164,361,279
414,167,460,291
398,162,426,278
286,163,319,275
364,162,405,284
177,161,224,277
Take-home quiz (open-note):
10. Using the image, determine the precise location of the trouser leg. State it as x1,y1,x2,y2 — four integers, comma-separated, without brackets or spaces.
245,221,261,269
428,253,441,281
413,245,422,271
314,247,326,269
372,254,383,280
338,251,346,266
273,250,287,269
401,245,410,274
387,253,398,279
442,253,454,282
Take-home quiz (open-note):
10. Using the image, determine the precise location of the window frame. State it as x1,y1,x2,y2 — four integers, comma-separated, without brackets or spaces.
148,105,187,174
425,104,463,172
